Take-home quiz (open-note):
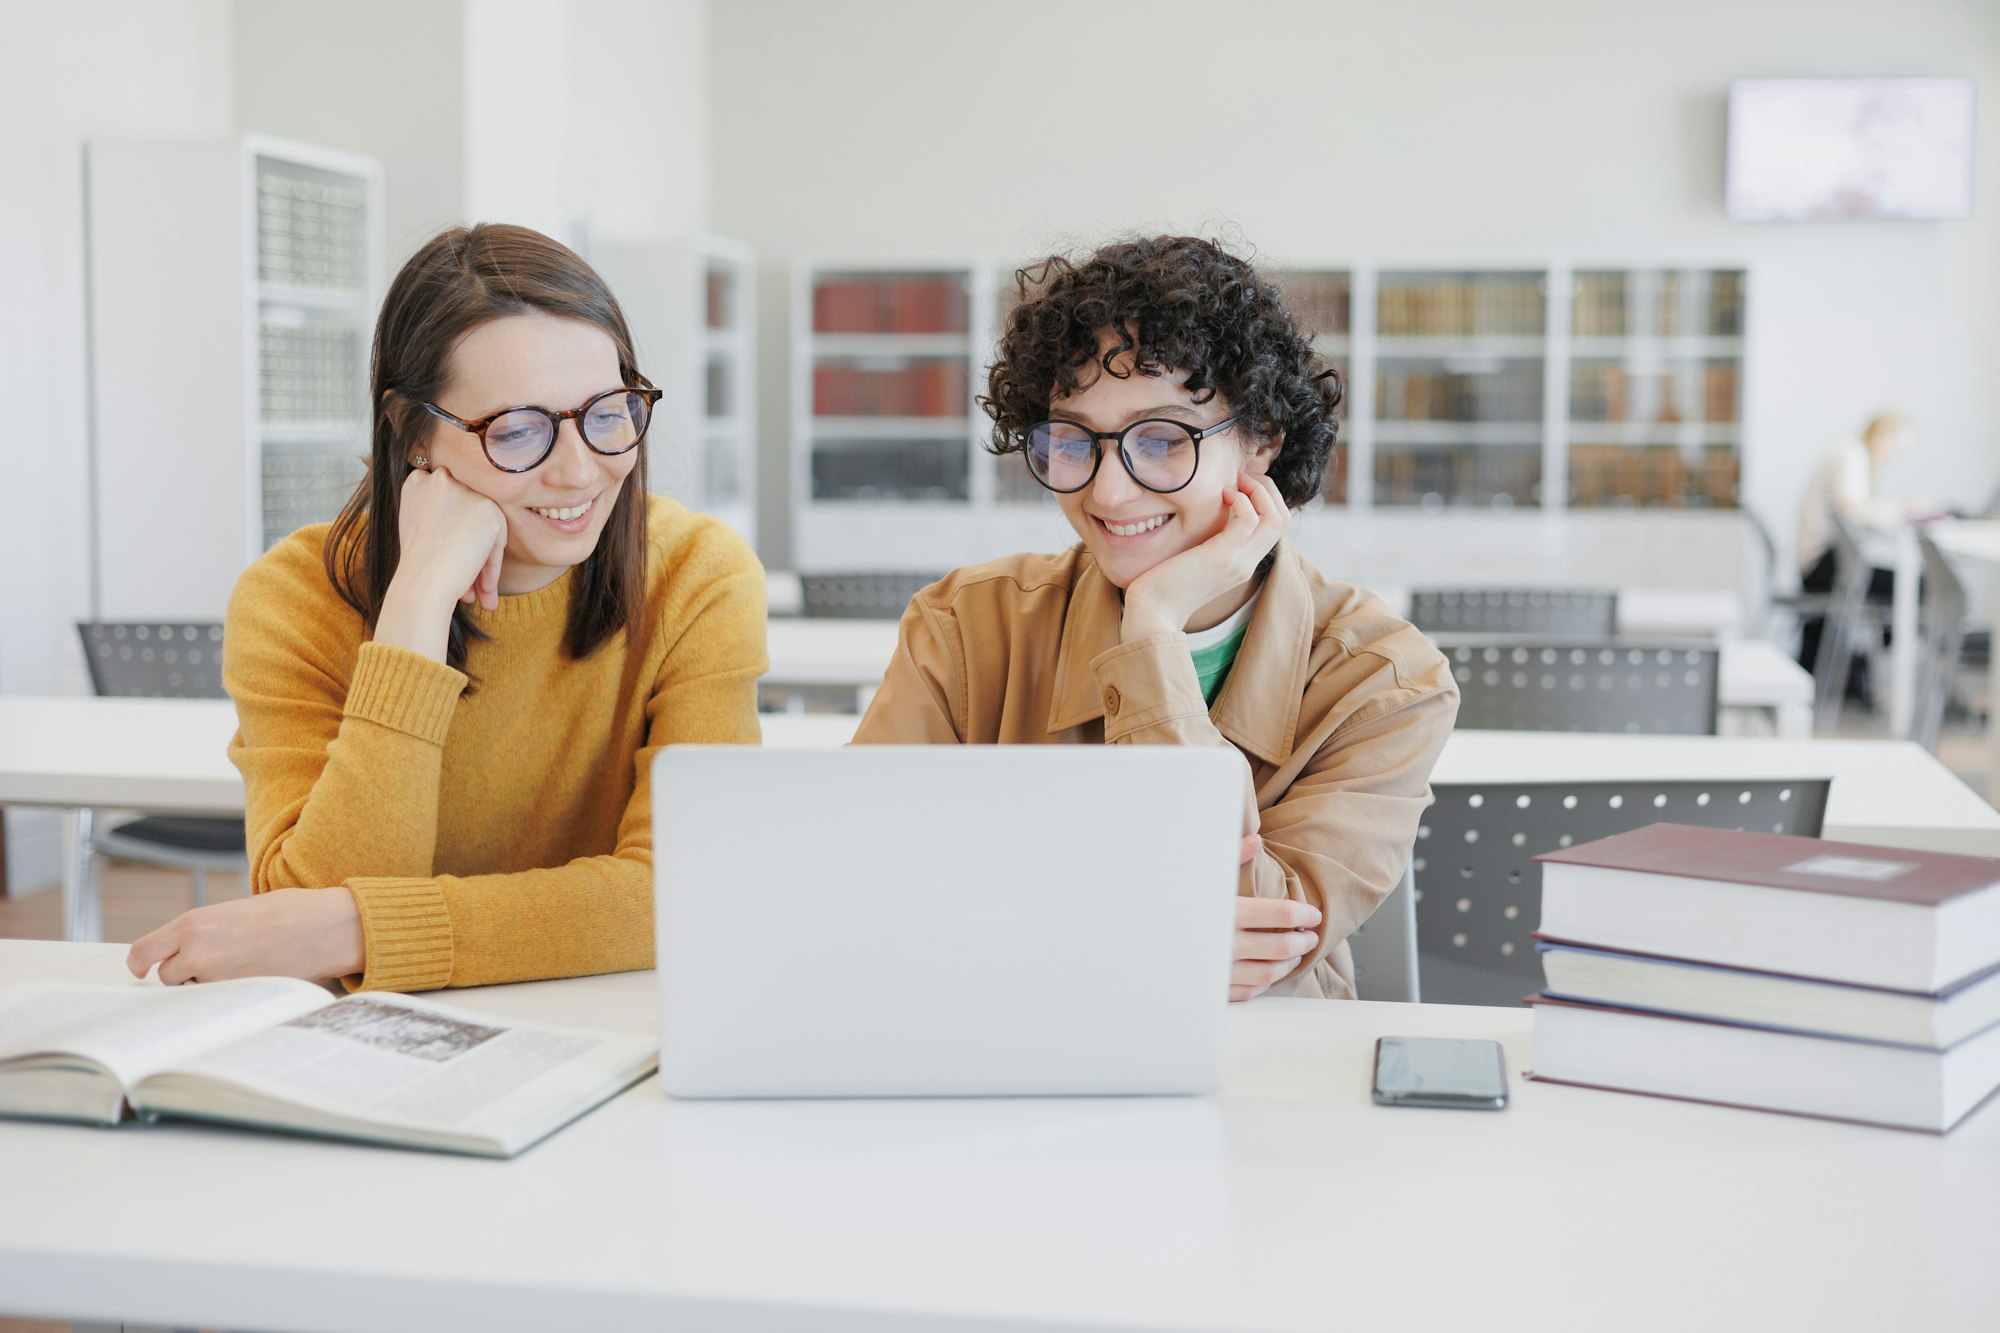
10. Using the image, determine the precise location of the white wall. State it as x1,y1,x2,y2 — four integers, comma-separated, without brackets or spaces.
564,0,710,241
708,0,2000,570
231,0,468,266
0,0,234,885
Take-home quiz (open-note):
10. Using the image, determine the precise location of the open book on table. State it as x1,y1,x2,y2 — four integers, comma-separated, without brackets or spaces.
0,978,657,1158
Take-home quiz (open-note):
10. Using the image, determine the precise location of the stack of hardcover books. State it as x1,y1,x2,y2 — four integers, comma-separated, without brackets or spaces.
1526,824,2000,1132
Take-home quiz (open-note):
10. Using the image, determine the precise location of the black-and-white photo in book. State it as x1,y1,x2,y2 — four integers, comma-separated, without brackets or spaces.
0,978,657,1158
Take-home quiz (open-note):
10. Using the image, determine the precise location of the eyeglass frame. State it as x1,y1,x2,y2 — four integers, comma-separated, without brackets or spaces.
420,384,664,474
1017,414,1240,495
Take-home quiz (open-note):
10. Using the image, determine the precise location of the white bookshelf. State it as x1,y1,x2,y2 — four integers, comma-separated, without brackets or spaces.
787,259,1749,581
86,134,383,620
789,257,1071,572
594,235,758,543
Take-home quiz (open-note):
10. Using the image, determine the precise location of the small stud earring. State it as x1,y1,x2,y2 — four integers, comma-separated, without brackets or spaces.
412,455,428,467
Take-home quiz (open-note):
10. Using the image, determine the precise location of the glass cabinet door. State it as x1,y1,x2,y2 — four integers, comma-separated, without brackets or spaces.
1373,270,1546,511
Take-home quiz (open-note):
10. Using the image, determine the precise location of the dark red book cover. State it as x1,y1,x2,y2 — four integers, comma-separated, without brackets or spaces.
1534,823,2000,907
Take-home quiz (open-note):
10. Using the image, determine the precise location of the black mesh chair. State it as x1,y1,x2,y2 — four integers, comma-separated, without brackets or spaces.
1443,641,1720,734
801,572,943,620
1413,777,1831,1006
1409,588,1617,639
77,623,245,913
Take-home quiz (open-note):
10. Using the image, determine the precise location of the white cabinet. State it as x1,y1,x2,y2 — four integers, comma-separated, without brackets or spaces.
592,235,757,544
788,258,1071,573
787,259,1749,580
86,134,382,620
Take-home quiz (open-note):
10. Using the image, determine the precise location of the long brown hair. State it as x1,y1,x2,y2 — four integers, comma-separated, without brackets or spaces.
325,223,651,679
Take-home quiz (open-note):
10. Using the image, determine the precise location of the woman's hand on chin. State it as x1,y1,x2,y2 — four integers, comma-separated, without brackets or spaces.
126,888,367,987
1119,471,1288,642
374,464,510,661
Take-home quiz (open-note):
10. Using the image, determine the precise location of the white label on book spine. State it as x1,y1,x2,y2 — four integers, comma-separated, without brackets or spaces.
1783,855,1916,882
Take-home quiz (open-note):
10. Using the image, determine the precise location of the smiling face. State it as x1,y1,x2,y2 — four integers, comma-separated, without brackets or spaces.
1047,340,1275,590
419,312,642,594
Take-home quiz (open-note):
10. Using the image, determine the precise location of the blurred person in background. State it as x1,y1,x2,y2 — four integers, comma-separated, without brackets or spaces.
1794,410,1933,701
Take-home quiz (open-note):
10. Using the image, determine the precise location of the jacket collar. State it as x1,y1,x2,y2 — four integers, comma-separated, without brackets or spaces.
1045,539,1314,767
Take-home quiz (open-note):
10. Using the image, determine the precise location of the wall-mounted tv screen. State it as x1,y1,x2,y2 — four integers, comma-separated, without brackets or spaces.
1727,78,1974,220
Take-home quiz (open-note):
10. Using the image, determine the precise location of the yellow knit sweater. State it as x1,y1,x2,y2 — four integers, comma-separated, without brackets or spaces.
222,494,766,992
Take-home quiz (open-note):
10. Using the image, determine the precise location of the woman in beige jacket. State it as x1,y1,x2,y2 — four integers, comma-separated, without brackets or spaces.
854,237,1459,1001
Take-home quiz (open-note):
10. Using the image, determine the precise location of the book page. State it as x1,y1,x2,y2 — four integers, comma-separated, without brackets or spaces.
0,979,334,1088
157,993,652,1138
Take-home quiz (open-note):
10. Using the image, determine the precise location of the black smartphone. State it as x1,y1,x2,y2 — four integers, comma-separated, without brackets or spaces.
1371,1035,1509,1110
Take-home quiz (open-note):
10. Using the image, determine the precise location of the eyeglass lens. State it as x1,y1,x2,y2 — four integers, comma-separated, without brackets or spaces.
1025,420,1199,493
483,390,653,469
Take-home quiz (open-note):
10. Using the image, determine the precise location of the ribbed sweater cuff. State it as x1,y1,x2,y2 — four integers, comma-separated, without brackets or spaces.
345,877,456,992
346,642,466,744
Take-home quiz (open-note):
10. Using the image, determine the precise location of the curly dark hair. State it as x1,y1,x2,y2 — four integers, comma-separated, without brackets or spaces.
981,236,1344,507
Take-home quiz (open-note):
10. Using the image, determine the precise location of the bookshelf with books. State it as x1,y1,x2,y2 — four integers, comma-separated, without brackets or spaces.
1270,270,1352,505
1372,269,1548,510
87,135,383,619
594,235,759,542
1566,269,1747,510
788,259,1749,584
794,259,1072,570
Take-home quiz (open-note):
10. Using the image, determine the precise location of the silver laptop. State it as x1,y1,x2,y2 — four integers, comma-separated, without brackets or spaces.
653,745,1242,1098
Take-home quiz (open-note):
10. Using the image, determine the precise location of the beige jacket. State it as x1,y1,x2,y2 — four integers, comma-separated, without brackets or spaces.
852,539,1459,999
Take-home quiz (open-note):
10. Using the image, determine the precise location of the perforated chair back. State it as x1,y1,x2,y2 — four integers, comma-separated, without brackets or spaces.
78,623,227,699
1413,777,1830,1007
801,572,943,620
1409,588,1617,639
1347,863,1419,1002
1443,641,1719,734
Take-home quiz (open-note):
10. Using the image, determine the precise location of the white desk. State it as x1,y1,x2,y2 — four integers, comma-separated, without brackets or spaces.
764,582,1745,641
1927,522,2000,779
764,624,1811,737
2,939,1995,1333
759,715,1999,852
7,696,1986,942
0,696,243,941
1866,519,2000,738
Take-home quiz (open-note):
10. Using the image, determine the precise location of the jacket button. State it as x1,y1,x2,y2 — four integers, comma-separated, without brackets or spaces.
1103,686,1121,717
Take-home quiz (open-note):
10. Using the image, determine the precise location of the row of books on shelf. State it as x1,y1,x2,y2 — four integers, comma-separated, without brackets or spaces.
1375,367,1543,423
1568,444,1738,509
704,360,734,419
256,170,367,293
705,271,734,331
1528,824,2000,1134
1571,271,1746,338
813,361,969,417
811,439,968,503
1276,272,1352,339
1372,444,1542,509
1569,362,1740,424
261,451,362,549
813,276,970,335
1377,278,1545,338
259,322,362,422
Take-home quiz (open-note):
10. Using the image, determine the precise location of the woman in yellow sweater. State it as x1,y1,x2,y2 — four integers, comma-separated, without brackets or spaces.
126,224,766,991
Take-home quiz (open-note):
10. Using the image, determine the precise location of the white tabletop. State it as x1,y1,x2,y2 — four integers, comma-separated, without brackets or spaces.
0,694,242,811
2,940,1994,1333
5,697,1982,850
755,715,2000,852
1926,517,2000,565
763,619,1793,696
